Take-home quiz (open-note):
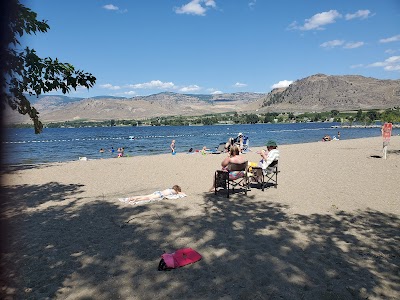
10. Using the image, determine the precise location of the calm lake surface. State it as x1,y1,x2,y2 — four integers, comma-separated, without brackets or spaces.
3,123,396,165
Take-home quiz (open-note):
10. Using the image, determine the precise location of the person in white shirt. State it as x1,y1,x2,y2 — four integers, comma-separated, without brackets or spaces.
258,140,279,175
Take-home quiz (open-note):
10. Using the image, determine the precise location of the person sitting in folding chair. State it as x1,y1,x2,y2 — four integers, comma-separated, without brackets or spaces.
209,145,246,192
258,140,279,171
249,140,280,190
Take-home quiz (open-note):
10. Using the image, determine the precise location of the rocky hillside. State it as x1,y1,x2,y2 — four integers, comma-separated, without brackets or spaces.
4,74,400,124
261,74,400,112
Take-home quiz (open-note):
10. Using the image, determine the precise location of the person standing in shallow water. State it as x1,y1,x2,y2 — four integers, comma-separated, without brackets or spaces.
170,139,176,155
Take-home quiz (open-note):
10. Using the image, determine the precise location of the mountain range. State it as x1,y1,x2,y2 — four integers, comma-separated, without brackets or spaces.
4,74,400,124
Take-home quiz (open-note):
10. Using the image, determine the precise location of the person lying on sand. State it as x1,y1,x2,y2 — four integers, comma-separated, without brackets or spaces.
119,185,186,204
322,135,332,141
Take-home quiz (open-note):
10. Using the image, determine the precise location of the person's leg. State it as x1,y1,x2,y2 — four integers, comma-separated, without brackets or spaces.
127,194,152,201
224,141,230,151
209,176,216,192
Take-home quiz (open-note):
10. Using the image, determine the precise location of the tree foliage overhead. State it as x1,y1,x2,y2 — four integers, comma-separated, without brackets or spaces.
1,0,96,133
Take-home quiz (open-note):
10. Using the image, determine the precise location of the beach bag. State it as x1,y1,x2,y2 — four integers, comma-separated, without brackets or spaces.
158,248,202,271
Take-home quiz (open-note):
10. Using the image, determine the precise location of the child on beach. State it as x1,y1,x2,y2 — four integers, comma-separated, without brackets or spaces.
170,140,176,155
119,185,186,205
201,146,210,155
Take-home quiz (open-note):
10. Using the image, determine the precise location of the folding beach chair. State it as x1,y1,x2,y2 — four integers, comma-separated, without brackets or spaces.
212,142,226,154
250,160,279,191
214,161,250,198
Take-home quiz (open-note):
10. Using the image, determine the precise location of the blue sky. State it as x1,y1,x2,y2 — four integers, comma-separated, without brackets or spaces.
24,0,400,98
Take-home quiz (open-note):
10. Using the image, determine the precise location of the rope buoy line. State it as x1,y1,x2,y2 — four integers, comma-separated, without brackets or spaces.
2,127,331,144
2,132,233,144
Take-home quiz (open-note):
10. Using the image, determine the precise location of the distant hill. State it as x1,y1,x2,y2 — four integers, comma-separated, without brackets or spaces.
4,74,400,124
4,92,266,124
260,74,400,112
25,94,83,105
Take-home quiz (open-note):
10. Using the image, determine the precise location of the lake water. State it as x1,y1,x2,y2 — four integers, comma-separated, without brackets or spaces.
2,123,396,165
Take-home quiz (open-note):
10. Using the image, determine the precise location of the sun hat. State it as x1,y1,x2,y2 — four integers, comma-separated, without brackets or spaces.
266,140,277,147
238,132,243,137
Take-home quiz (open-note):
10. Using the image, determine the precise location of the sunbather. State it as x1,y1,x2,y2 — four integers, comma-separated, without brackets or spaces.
119,185,186,204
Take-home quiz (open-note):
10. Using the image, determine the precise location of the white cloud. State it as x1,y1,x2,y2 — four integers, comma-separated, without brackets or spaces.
69,86,89,94
379,34,400,43
385,65,400,71
100,83,121,90
124,91,136,95
298,10,342,31
128,80,176,89
102,4,127,13
271,80,293,89
350,64,364,69
212,90,223,94
174,0,217,16
179,85,201,92
368,56,400,71
205,0,216,8
249,0,257,9
385,49,397,54
234,82,247,88
320,39,344,48
103,4,119,10
344,41,364,49
320,40,364,49
345,9,372,20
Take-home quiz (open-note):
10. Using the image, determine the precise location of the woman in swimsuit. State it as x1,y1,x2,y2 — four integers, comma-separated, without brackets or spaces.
209,145,246,191
119,185,184,204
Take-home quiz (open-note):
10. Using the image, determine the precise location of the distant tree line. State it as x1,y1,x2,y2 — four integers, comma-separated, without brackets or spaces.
9,107,400,129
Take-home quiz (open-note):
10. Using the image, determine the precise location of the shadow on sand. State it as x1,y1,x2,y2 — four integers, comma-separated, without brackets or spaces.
1,182,399,299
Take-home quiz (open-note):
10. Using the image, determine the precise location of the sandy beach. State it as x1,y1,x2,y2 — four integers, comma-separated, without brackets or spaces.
1,136,399,299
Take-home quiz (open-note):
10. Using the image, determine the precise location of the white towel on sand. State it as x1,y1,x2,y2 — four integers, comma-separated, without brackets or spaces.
118,193,187,205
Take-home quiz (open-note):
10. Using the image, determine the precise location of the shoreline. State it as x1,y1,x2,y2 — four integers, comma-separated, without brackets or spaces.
1,135,399,299
331,124,400,128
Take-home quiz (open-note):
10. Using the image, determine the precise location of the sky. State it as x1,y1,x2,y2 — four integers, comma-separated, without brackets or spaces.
23,0,400,98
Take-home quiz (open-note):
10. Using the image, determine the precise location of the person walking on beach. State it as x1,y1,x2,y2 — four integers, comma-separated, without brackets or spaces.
170,139,176,155
119,185,185,204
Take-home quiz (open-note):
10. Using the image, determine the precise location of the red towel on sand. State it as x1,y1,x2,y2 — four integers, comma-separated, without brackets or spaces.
159,248,202,270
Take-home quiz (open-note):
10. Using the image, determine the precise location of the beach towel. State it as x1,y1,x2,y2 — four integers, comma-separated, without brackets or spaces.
118,193,187,205
158,248,202,271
